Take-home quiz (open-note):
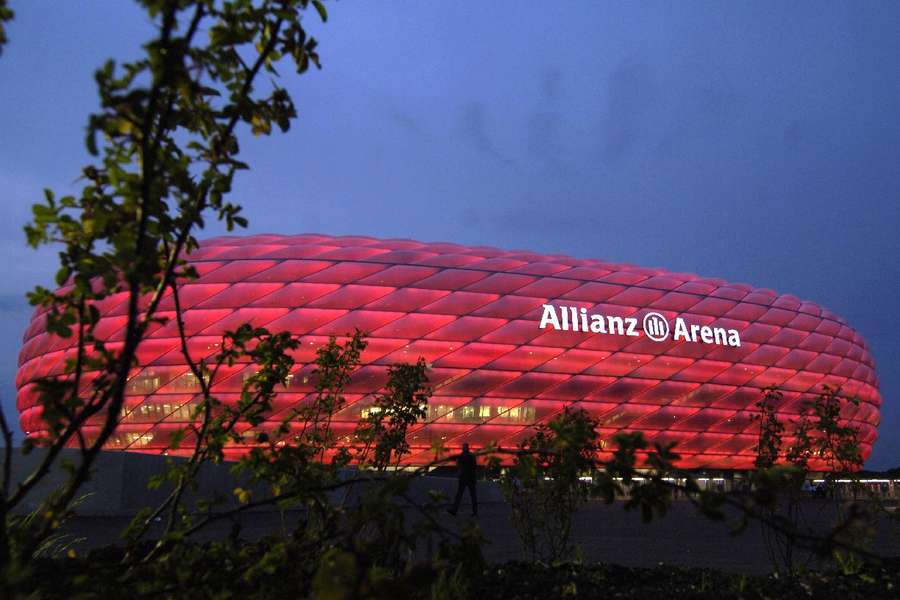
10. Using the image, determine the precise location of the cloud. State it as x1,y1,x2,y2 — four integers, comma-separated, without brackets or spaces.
389,108,426,138
602,61,655,162
457,102,506,161
0,293,30,313
527,68,563,158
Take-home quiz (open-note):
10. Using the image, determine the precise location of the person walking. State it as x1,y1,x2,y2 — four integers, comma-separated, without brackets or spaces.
448,442,477,516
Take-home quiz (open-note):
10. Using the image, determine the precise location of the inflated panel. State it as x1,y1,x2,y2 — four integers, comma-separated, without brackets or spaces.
16,234,881,469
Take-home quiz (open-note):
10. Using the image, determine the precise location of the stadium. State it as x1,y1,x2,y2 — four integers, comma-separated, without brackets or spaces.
16,234,881,470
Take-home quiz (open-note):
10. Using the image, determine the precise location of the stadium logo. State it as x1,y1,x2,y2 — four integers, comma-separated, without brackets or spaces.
538,304,741,347
643,312,669,341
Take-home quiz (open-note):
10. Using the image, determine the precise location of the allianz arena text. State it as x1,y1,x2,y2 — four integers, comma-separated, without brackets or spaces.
16,234,881,470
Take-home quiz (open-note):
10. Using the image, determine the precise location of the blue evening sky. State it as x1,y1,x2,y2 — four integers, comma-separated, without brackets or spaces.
0,2,897,467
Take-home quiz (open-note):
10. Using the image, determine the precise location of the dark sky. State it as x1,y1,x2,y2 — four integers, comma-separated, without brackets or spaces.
1,2,897,467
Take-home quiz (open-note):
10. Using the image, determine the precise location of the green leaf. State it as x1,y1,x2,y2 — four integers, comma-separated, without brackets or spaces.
55,266,71,286
170,429,186,450
234,487,251,504
312,0,328,23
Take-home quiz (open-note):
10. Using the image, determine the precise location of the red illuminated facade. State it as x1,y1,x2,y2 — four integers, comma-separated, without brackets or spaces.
16,234,880,469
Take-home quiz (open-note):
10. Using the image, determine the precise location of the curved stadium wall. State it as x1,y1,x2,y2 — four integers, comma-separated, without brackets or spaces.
16,234,881,469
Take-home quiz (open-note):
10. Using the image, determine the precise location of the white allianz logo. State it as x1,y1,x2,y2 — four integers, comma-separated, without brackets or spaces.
538,304,741,347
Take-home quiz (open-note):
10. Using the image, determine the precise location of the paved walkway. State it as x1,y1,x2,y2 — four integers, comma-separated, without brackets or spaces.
60,496,900,574
19,451,899,572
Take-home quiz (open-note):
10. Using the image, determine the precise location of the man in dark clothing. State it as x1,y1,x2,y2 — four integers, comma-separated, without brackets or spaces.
448,443,477,516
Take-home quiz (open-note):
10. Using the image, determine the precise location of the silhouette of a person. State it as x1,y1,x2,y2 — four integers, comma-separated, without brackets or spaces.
448,442,477,516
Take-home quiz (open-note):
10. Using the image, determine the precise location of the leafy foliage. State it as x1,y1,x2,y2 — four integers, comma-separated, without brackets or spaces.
474,561,900,600
0,0,336,585
500,408,686,562
355,358,430,472
0,0,10,56
0,2,884,596
748,385,867,574
753,388,784,470
0,2,475,594
500,407,600,562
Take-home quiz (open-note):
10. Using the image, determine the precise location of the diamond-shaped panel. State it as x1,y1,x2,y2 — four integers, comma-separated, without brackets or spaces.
15,233,881,469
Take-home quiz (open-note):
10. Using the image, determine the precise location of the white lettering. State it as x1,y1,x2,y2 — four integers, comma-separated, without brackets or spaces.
624,317,639,336
539,304,561,330
713,327,727,345
607,316,625,335
690,324,701,342
539,305,743,347
673,318,690,341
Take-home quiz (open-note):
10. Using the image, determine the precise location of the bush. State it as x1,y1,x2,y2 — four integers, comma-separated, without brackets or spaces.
500,407,600,563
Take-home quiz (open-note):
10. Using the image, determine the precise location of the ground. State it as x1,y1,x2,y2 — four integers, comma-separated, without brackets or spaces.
59,493,900,574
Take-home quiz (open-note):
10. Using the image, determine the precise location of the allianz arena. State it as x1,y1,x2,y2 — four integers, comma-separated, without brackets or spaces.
16,234,880,469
